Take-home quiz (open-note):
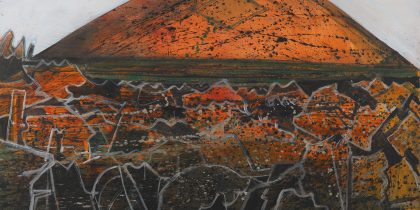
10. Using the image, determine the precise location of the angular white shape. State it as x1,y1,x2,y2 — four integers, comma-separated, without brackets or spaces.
332,0,420,68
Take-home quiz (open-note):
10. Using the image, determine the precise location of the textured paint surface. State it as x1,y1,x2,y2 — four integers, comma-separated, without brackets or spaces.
39,0,411,67
0,0,418,67
0,1,419,210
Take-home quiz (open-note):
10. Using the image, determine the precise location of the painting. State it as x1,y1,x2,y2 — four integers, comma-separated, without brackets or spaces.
0,0,419,209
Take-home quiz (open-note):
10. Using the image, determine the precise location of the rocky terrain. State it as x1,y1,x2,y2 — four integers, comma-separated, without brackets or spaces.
0,44,419,209
0,1,419,207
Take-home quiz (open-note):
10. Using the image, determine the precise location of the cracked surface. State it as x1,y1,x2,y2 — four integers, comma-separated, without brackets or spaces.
0,59,418,209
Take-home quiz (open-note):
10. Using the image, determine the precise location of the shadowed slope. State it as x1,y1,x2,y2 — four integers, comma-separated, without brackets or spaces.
38,0,413,67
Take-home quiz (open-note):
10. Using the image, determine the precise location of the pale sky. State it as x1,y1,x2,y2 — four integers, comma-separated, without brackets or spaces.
0,0,419,68
0,0,128,52
332,0,420,68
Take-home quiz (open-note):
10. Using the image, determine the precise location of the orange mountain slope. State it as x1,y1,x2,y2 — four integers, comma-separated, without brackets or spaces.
39,0,412,66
